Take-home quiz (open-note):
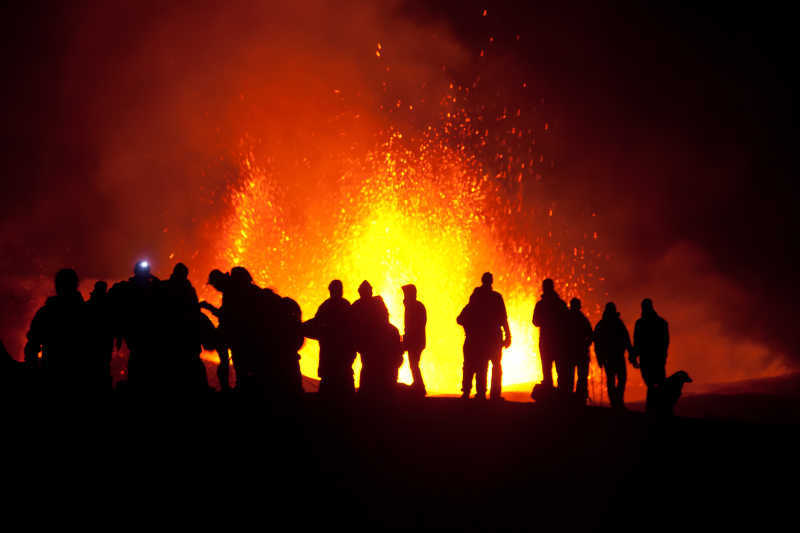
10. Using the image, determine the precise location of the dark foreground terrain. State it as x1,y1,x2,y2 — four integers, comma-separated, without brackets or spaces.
5,394,796,531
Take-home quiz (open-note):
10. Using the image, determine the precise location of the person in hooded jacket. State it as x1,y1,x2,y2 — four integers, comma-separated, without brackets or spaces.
593,302,632,409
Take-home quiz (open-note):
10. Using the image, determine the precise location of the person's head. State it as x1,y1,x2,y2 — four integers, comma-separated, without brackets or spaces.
603,302,618,319
230,266,253,286
375,295,389,321
358,280,372,298
91,281,108,299
570,297,581,311
54,268,79,297
641,298,654,314
207,269,230,292
328,279,343,299
481,272,493,287
401,284,417,302
542,278,554,293
170,262,189,282
133,260,151,278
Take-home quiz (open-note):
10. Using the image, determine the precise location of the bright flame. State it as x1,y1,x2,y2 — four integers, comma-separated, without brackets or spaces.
211,79,601,396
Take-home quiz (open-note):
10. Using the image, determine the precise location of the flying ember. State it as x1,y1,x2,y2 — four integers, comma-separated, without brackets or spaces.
210,62,603,396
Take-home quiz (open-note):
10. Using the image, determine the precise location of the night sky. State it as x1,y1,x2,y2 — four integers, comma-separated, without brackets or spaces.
1,1,797,381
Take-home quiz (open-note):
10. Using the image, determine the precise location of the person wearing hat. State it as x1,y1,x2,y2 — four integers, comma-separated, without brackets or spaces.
401,284,427,396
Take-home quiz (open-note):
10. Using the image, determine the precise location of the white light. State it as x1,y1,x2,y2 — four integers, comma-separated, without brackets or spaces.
139,261,149,269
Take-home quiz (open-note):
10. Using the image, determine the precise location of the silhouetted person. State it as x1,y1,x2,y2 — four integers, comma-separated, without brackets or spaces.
274,295,305,398
351,281,395,398
369,299,404,398
201,269,233,390
306,280,356,398
593,302,632,409
458,273,510,400
160,263,208,393
564,297,593,403
85,281,114,392
631,298,670,413
24,268,87,394
109,261,161,391
532,279,568,393
223,266,276,395
458,290,485,399
401,284,427,396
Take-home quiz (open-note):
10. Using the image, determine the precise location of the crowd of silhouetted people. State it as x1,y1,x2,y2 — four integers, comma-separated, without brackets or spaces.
1,261,689,413
528,277,690,414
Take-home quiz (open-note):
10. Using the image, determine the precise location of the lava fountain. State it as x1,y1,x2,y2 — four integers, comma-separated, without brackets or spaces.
210,75,602,396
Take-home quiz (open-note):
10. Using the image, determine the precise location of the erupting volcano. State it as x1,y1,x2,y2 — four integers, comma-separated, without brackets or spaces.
209,71,603,395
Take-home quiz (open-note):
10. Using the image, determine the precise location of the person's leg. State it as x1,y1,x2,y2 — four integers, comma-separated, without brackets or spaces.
606,368,616,407
555,358,574,396
409,349,426,395
489,347,503,399
475,357,489,399
540,346,554,388
576,357,589,402
461,348,473,398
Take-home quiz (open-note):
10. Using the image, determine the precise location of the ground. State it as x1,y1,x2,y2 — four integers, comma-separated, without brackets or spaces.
5,394,796,531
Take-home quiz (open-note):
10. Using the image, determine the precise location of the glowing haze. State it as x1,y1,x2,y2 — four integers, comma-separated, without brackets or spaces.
2,2,794,399
215,82,600,393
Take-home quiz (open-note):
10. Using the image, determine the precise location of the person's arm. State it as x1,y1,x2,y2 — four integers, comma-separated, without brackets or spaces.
199,301,220,317
630,321,640,367
24,307,46,368
500,295,511,348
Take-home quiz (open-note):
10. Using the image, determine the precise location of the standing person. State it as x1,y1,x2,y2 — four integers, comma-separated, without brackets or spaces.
457,290,483,399
458,273,511,400
24,268,87,394
401,284,427,397
274,295,305,399
109,260,161,392
631,298,670,413
593,302,632,409
200,269,233,390
161,263,208,394
85,281,114,393
532,278,568,393
351,280,390,397
306,280,356,398
565,298,593,403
